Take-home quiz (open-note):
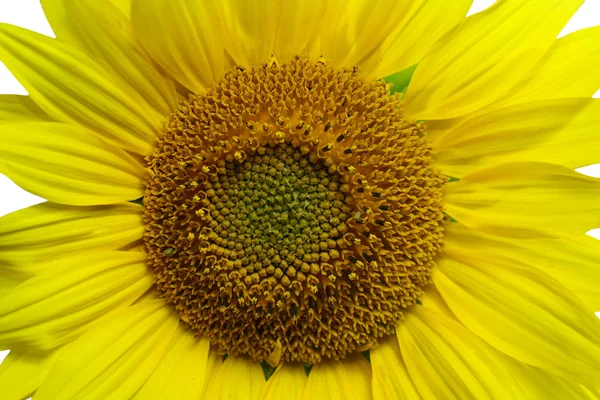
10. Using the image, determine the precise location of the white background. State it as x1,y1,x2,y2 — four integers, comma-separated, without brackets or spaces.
1,0,599,368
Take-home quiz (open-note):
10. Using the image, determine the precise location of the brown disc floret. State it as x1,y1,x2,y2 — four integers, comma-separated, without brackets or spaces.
143,58,446,364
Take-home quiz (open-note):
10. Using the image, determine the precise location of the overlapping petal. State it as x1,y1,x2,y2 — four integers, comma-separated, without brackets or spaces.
216,0,327,68
260,363,307,400
397,306,521,399
215,0,281,68
0,23,161,155
435,99,600,177
361,0,472,79
501,26,600,106
0,202,143,271
583,386,600,399
132,326,214,400
131,0,225,93
418,284,598,399
35,300,178,400
302,356,372,400
204,356,266,400
110,0,132,19
41,0,177,115
434,233,600,384
0,274,22,297
405,0,584,119
501,353,599,400
0,347,64,400
0,251,153,350
0,94,48,123
318,0,413,69
371,336,421,400
0,122,145,205
442,223,600,310
273,1,327,63
444,162,600,238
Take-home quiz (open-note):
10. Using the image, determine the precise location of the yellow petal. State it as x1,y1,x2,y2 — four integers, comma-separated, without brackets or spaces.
204,356,265,400
404,0,584,120
444,162,600,239
35,300,178,400
435,99,600,177
260,363,307,400
301,24,323,61
0,274,22,297
0,251,153,350
273,1,327,63
443,222,600,317
110,0,131,19
0,94,48,123
502,26,600,106
417,282,597,400
420,117,465,148
131,0,225,93
49,0,132,22
361,0,472,79
582,386,600,399
302,356,372,400
397,306,522,399
41,0,177,115
215,0,281,68
203,349,225,397
371,336,421,400
410,27,600,148
539,234,600,310
319,0,414,69
0,202,142,271
0,23,161,155
434,240,600,384
418,285,455,319
0,347,64,400
132,326,212,400
501,353,598,400
0,122,145,205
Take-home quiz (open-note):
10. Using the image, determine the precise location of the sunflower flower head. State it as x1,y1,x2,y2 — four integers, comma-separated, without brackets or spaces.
143,58,445,363
1,0,600,399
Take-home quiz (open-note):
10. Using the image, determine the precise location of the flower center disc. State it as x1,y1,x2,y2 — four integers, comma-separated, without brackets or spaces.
143,58,446,364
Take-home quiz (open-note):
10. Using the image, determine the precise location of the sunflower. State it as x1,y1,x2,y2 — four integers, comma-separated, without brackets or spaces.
1,0,600,398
